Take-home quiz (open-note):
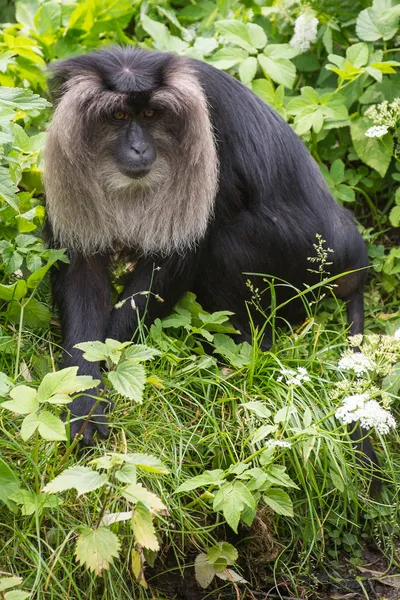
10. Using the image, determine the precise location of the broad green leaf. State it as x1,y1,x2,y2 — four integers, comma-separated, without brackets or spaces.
389,205,400,227
2,385,38,414
123,345,161,362
75,527,120,575
37,367,99,402
207,47,248,69
346,43,369,68
108,361,146,402
16,0,38,30
0,281,27,302
121,453,169,474
123,483,166,512
131,505,159,551
115,464,137,484
350,116,393,177
239,57,258,85
176,469,225,493
207,542,238,564
0,170,18,210
0,86,49,111
195,554,215,589
20,413,40,441
265,465,299,489
252,424,278,443
8,489,58,515
74,341,109,362
0,578,22,593
4,591,30,600
37,411,66,441
9,298,51,328
264,43,298,60
242,401,271,419
258,54,296,89
214,20,261,53
213,482,255,532
263,488,294,517
43,466,108,495
160,313,191,328
34,0,61,36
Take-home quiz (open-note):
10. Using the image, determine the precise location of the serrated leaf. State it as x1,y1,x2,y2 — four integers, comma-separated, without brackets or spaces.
258,54,296,89
263,488,294,517
123,345,161,362
37,367,99,403
195,554,215,589
350,116,393,177
43,466,108,495
108,361,146,402
265,465,299,489
176,469,225,493
75,527,120,575
74,341,109,362
2,385,38,414
213,482,255,533
123,483,166,512
37,411,66,441
121,453,169,474
131,505,159,551
115,463,137,484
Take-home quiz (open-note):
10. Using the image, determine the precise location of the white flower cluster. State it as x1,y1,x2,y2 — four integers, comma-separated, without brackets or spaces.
365,98,400,129
335,394,396,435
267,439,292,448
290,13,318,53
338,352,374,377
277,366,310,386
365,125,389,138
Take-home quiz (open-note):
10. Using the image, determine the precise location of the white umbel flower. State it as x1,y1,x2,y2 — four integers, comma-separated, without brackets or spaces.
277,366,311,386
290,13,319,53
335,394,396,435
338,352,374,377
365,125,389,138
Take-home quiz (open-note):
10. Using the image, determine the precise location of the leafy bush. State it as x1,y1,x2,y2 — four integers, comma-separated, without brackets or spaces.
0,1,400,598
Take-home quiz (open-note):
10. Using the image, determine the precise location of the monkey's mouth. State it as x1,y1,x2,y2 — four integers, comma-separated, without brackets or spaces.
122,166,152,179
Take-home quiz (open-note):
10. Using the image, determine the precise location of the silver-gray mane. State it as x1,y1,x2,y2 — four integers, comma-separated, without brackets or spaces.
44,53,219,256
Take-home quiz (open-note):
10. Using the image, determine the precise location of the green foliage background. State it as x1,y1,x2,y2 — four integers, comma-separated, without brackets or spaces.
0,0,400,598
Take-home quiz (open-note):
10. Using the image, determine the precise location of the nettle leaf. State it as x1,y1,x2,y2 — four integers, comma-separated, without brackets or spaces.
213,482,255,532
215,20,265,53
2,385,38,414
75,527,120,576
108,361,146,402
350,116,393,177
123,344,161,362
43,466,108,495
195,554,215,589
131,505,159,551
258,54,296,89
207,47,248,70
176,469,225,493
263,488,294,517
37,367,99,402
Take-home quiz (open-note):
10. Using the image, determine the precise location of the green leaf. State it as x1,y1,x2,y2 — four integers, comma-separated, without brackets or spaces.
207,542,238,565
75,527,120,575
123,483,166,512
389,205,400,227
207,47,248,69
0,458,20,511
131,505,159,551
265,465,299,489
0,86,49,111
121,453,169,474
16,0,38,30
242,401,271,419
350,116,393,177
2,385,38,414
214,20,263,53
44,466,108,495
20,413,40,441
160,313,192,328
346,43,369,68
263,488,294,517
123,345,161,362
213,482,255,532
37,367,99,403
0,281,27,301
34,0,61,36
0,170,19,210
0,578,22,593
74,341,109,362
37,411,66,441
4,590,30,600
330,469,345,492
176,469,225,493
0,372,13,395
238,57,258,85
8,489,58,516
195,554,215,589
258,54,296,89
330,159,345,184
108,361,146,402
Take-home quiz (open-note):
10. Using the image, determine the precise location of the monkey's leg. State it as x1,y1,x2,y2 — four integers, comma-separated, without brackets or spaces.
107,254,196,342
52,253,111,445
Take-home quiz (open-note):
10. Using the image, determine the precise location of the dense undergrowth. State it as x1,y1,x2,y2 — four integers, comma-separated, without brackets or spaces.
0,0,400,598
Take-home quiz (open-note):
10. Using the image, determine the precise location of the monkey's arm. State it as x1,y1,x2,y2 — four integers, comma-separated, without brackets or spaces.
52,253,111,444
107,254,196,342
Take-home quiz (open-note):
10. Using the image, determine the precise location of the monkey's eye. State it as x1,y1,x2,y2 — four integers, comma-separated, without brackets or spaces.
113,111,128,120
142,108,156,119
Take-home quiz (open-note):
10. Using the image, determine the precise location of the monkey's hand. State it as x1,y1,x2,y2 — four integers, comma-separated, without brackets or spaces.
66,393,110,446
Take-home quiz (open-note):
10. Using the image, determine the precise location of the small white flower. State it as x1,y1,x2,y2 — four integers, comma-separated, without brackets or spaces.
278,367,310,386
130,297,137,310
335,393,396,435
267,440,292,449
365,125,389,138
338,352,374,377
393,328,400,340
290,13,319,53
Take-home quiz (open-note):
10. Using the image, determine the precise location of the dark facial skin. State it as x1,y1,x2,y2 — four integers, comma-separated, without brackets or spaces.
111,107,157,178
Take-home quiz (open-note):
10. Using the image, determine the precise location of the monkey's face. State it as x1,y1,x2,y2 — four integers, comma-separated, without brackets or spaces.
106,105,158,180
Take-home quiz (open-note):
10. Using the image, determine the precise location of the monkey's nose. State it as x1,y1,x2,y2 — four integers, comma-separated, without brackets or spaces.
131,143,148,155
